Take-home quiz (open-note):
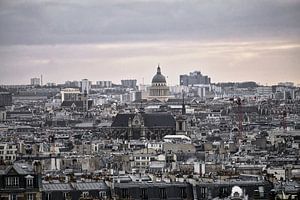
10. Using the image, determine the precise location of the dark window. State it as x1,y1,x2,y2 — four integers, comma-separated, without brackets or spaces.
200,187,206,198
10,194,17,200
179,122,183,131
26,178,33,187
159,188,167,199
141,188,148,199
46,193,51,200
6,177,19,187
27,193,34,200
122,188,129,199
180,187,187,198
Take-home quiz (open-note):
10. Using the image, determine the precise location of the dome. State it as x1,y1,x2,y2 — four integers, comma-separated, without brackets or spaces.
152,66,166,83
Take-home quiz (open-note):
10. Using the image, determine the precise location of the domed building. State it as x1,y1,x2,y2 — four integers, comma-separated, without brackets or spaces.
148,65,170,101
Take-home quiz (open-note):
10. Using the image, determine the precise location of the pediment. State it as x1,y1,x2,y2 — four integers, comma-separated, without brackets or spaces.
6,166,18,175
132,113,144,126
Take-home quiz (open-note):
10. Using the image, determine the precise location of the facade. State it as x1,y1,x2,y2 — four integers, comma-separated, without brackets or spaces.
0,107,6,122
114,182,193,200
96,81,112,88
195,179,273,199
30,78,41,86
111,112,176,140
42,182,110,200
180,71,211,86
256,86,273,97
148,66,170,102
0,92,12,107
0,162,42,200
81,79,91,94
120,91,142,103
0,143,18,162
60,88,80,102
64,81,81,88
61,100,93,112
121,79,137,89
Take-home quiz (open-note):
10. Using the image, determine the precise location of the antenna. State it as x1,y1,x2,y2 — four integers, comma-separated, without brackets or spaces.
41,74,43,86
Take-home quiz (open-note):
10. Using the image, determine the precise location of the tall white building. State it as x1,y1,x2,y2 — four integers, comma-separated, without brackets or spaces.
169,85,189,95
81,79,91,94
60,88,81,102
30,78,40,86
96,81,112,88
256,86,273,97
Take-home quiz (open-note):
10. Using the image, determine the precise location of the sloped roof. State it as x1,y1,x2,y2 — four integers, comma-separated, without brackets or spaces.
61,100,93,108
71,181,109,190
111,113,135,127
43,183,73,191
0,163,34,175
143,113,175,127
148,98,162,103
111,112,175,128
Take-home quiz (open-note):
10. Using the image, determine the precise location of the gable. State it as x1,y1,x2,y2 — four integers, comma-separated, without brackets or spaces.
132,114,144,126
6,167,18,175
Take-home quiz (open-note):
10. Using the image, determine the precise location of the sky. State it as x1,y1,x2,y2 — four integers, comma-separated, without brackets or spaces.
0,0,299,86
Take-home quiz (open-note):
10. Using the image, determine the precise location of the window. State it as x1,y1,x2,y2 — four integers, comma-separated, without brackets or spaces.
159,188,167,199
122,189,129,198
6,177,19,187
82,192,89,198
99,191,106,198
200,187,206,198
180,187,187,198
63,192,69,200
26,178,33,187
179,122,183,131
9,194,17,200
46,193,51,200
141,188,148,199
27,193,34,200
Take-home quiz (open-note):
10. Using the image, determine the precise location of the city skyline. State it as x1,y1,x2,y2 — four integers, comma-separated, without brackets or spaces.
0,0,300,85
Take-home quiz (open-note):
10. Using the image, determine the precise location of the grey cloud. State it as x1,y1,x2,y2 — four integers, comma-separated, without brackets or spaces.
0,0,300,45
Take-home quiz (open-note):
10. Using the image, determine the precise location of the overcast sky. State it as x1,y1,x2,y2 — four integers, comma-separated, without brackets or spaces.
0,0,299,85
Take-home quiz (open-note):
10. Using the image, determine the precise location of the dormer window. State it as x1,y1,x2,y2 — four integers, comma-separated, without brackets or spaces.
5,177,19,187
25,175,34,187
82,192,89,198
27,193,34,200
